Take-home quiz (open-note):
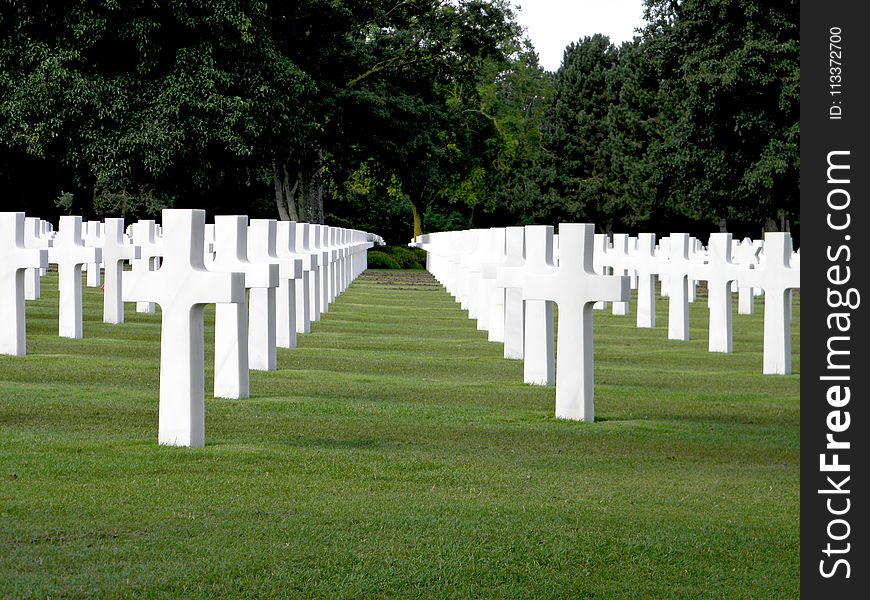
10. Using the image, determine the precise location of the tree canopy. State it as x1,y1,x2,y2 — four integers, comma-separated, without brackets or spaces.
1,0,799,242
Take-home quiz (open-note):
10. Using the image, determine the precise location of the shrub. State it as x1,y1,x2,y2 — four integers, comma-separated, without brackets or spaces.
367,250,401,269
386,246,425,269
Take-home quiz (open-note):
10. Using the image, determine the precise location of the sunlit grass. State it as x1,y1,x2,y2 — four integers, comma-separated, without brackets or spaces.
0,270,799,598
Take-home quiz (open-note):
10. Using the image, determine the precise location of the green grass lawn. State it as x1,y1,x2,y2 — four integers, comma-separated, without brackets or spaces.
0,269,799,598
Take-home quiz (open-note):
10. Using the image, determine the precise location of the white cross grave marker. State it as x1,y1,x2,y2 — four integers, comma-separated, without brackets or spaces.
48,216,102,339
311,225,330,319
592,234,610,310
122,209,245,447
129,220,162,314
274,221,306,347
609,233,632,316
523,223,629,421
688,233,744,353
732,238,762,315
102,218,140,324
83,221,104,288
655,233,693,341
479,228,507,342
23,217,51,300
209,216,278,399
630,233,661,328
1,213,48,356
495,226,527,360
516,225,556,385
738,232,800,374
248,219,303,362
294,222,320,332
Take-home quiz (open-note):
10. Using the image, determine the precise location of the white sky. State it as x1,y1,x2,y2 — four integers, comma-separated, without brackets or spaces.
512,0,648,71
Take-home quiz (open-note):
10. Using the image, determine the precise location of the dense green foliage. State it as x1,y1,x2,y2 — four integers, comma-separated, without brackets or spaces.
365,250,402,270
365,247,426,269
1,270,799,597
1,1,798,240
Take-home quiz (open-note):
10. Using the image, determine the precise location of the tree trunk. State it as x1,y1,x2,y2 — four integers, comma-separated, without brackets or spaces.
410,200,423,238
303,170,324,224
298,157,325,225
273,160,299,221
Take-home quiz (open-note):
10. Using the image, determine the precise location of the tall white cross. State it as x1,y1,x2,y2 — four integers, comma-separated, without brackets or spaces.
524,224,629,421
731,238,763,315
0,213,48,356
129,220,162,314
122,209,245,447
591,234,611,310
629,233,661,328
294,222,320,330
248,219,302,362
327,227,342,305
47,216,102,339
209,216,278,399
23,217,51,300
688,233,744,353
316,226,334,312
738,232,800,374
102,218,139,324
311,225,330,319
274,221,305,347
479,228,508,342
494,227,526,360
83,221,104,288
655,233,693,341
608,233,632,316
516,225,556,386
464,228,495,331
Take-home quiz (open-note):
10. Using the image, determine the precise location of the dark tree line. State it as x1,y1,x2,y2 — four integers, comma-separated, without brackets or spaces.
1,0,798,244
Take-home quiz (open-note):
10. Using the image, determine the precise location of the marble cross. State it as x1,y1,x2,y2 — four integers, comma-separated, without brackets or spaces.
101,218,140,324
591,234,611,310
209,216,278,399
457,230,484,319
122,209,245,447
738,232,800,374
731,238,763,315
479,228,508,342
248,219,303,361
523,224,629,421
464,228,496,331
83,221,104,288
311,225,330,319
0,213,48,356
47,216,102,339
655,233,693,341
129,220,162,314
608,233,633,316
294,222,320,329
688,233,744,353
629,233,661,328
275,221,307,345
23,217,52,300
516,225,556,386
494,227,526,360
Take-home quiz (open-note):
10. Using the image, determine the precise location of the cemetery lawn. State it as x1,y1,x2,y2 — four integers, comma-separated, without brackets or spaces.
0,270,799,599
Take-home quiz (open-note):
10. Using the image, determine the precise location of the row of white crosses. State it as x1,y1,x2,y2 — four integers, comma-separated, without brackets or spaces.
412,225,800,422
1,210,378,448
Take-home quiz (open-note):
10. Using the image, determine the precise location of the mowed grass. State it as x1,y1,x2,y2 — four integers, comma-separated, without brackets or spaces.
0,269,799,598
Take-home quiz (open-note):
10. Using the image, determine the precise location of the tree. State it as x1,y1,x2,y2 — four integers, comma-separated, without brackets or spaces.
0,0,315,218
642,0,799,231
331,0,526,237
534,34,621,230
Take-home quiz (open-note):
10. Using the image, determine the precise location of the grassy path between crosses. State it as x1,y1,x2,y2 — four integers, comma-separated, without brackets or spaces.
0,269,799,598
